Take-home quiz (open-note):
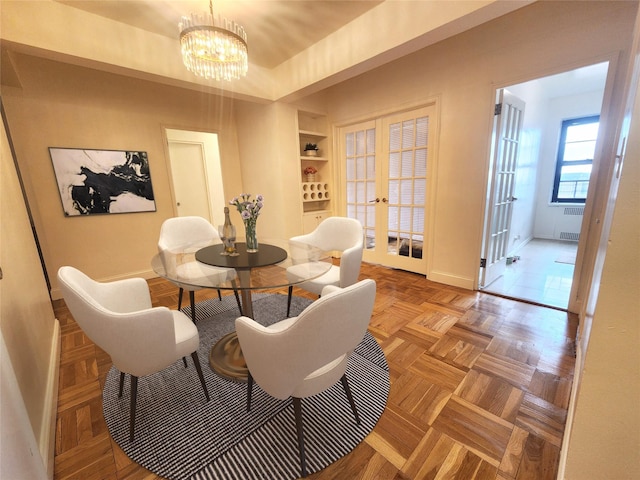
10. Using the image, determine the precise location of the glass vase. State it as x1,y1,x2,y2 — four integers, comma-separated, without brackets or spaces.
244,219,258,253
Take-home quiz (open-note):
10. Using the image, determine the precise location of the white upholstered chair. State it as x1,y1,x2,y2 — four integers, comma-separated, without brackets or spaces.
158,216,241,321
235,279,376,477
57,266,210,441
285,216,364,317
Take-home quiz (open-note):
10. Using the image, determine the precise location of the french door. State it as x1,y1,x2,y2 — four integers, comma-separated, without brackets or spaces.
479,90,525,288
340,105,437,274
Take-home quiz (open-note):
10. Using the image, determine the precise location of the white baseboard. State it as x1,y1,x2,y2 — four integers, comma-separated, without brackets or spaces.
427,271,475,290
40,319,61,480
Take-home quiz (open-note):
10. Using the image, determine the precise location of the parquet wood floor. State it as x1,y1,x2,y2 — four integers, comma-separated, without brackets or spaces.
53,262,577,479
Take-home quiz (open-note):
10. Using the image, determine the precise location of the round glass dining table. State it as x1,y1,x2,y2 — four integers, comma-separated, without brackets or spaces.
151,238,332,380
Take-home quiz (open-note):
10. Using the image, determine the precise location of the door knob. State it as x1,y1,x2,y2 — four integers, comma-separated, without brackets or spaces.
177,202,181,206
510,196,518,201
382,197,388,203
369,198,380,203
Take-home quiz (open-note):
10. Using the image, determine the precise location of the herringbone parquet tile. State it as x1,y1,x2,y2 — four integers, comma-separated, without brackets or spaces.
53,261,577,479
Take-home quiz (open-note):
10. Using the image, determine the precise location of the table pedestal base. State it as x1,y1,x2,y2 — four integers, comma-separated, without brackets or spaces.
209,332,248,381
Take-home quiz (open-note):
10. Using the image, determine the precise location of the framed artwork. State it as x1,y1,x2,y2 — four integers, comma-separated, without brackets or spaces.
49,147,156,216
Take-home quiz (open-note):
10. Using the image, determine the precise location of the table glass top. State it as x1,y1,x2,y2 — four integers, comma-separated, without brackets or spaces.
151,238,332,291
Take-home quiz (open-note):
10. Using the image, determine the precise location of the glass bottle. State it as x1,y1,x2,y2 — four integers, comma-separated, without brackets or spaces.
219,207,238,256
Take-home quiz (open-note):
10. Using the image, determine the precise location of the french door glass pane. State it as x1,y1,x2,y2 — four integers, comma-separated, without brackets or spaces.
415,149,427,176
346,181,355,203
346,157,355,180
401,151,413,176
390,123,401,150
402,121,413,147
345,126,376,251
414,178,426,204
387,116,428,259
388,180,399,203
356,156,365,179
346,133,355,156
400,179,413,204
366,155,375,177
416,117,428,146
356,131,366,155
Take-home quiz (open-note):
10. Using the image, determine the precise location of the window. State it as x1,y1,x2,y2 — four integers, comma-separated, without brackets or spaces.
552,115,599,203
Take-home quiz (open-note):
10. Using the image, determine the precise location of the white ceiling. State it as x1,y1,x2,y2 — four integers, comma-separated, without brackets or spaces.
55,0,383,69
2,1,536,101
511,62,609,100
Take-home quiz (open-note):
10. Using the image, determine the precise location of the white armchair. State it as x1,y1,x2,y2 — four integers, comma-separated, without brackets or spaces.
158,216,241,321
235,279,376,477
285,216,364,316
57,266,210,441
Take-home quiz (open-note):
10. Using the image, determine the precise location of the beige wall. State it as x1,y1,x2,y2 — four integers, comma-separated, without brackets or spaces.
322,1,637,290
2,55,244,298
1,109,59,476
234,101,304,240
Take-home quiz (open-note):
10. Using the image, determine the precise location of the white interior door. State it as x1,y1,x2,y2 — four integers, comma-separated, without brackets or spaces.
480,90,525,288
341,105,436,274
165,129,226,225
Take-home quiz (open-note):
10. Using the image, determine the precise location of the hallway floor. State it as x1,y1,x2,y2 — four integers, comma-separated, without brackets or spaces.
483,239,578,310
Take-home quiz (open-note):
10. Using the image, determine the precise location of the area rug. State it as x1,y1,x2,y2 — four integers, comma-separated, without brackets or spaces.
102,293,390,480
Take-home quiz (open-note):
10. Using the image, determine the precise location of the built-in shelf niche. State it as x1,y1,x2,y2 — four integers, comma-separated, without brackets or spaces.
298,110,331,214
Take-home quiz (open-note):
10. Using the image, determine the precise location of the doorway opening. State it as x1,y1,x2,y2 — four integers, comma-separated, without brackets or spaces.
480,62,609,310
164,129,226,225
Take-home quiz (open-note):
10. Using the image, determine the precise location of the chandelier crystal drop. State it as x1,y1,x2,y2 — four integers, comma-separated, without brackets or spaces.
179,0,248,81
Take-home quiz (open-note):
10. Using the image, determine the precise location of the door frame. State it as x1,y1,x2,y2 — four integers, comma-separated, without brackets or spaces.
478,56,617,314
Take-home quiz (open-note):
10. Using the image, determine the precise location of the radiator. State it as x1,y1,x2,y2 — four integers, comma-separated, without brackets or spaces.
553,206,584,241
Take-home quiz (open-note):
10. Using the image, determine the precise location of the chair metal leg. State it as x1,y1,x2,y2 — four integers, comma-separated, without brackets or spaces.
182,357,188,368
190,352,210,401
189,290,196,323
217,289,222,301
231,279,243,315
340,374,361,425
118,371,125,397
292,397,308,478
233,288,243,315
129,375,138,442
177,287,184,310
286,285,293,317
246,372,254,412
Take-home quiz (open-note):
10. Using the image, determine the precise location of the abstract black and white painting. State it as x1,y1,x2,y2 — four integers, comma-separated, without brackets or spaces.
49,148,156,216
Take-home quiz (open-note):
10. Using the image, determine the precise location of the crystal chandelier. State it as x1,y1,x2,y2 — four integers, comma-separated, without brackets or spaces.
179,0,248,81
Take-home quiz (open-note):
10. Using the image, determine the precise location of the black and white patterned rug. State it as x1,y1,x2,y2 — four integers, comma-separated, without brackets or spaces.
102,293,390,480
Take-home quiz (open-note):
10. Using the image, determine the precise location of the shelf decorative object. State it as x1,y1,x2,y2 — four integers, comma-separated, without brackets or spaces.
304,166,318,182
229,193,263,253
301,183,330,202
304,143,319,156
